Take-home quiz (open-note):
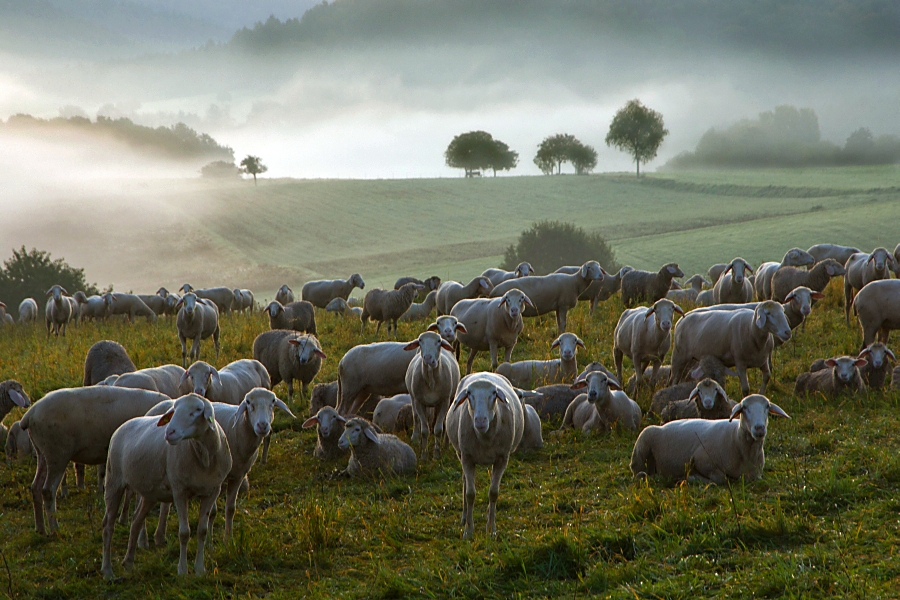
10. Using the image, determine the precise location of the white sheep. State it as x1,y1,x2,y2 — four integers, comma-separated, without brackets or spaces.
44,285,75,337
326,297,364,319
117,365,186,398
630,394,790,483
302,406,348,460
452,288,533,374
857,342,895,389
372,394,414,433
481,262,535,287
613,298,683,395
77,293,112,322
852,279,900,348
178,359,271,405
496,332,585,389
569,370,641,431
436,276,494,315
556,265,634,313
338,417,417,477
517,404,544,452
844,248,896,324
263,300,317,334
6,420,34,461
361,283,424,335
794,356,867,397
18,298,38,324
427,315,468,346
252,331,325,401
180,284,235,314
807,243,860,265
399,290,438,321
403,331,460,458
621,263,684,308
176,293,220,368
136,292,168,317
711,258,754,304
666,274,711,304
232,288,254,314
660,378,735,423
275,284,295,305
771,259,845,303
754,248,816,299
302,274,366,309
336,341,416,416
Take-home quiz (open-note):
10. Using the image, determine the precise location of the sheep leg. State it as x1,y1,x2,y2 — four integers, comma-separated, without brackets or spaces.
261,433,271,464
118,487,133,525
411,402,429,454
179,333,188,368
122,495,154,570
375,321,382,335
190,336,201,364
30,451,49,534
174,493,192,576
42,460,68,534
97,464,106,494
502,344,515,365
759,360,771,394
648,358,662,390
461,456,476,539
433,404,449,459
194,490,219,576
736,364,751,397
489,342,500,371
465,348,478,375
213,326,220,362
207,497,218,543
613,348,624,390
100,481,127,580
75,463,85,489
555,310,566,334
154,502,170,547
486,455,509,537
286,379,294,402
224,477,242,538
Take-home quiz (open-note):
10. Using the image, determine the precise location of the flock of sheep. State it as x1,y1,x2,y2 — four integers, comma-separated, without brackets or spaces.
2,240,900,578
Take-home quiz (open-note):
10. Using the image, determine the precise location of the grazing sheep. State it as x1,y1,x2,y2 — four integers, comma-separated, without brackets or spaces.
569,370,641,431
496,332,585,389
337,342,416,417
631,394,790,483
844,248,896,324
660,379,735,423
101,394,232,578
404,331,460,458
399,290,438,321
232,289,254,313
361,283,423,335
452,288,533,374
436,276,494,315
0,379,30,422
771,259,846,303
621,263,684,308
557,265,635,313
795,356,867,397
755,248,817,299
491,261,605,333
711,258,754,304
650,355,736,415
18,298,38,323
428,315,468,346
666,274,711,304
6,421,34,461
807,243,861,266
517,404,544,452
302,274,365,309
252,331,324,401
176,293,220,368
853,279,900,348
372,394,414,433
338,417,417,477
275,284,295,306
857,342,895,390
83,340,137,386
670,301,792,396
263,300,317,335
394,275,441,302
445,372,525,538
482,262,535,287
302,406,348,460
45,285,75,337
614,298,683,395
179,284,235,314
179,359,271,405
326,297,364,319
137,293,168,317
108,293,158,323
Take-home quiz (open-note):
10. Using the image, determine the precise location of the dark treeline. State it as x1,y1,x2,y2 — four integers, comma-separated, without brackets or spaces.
0,247,99,316
666,106,900,169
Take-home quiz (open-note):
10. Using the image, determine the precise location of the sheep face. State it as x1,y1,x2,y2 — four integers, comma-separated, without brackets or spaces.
180,283,194,294
869,247,894,274
784,286,823,317
754,301,792,342
551,333,585,362
825,356,867,384
235,388,295,438
515,262,535,278
338,417,377,449
179,292,200,316
73,291,88,304
663,263,685,279
424,276,442,291
571,371,620,407
429,316,467,343
498,289,533,319
46,285,67,301
303,406,345,439
350,274,365,290
729,394,790,441
725,258,753,285
404,332,453,368
288,335,326,365
645,298,683,333
455,380,507,434
265,301,284,318
180,362,220,397
784,248,815,267
580,261,605,282
157,394,214,445
859,343,895,370
690,379,726,411
820,259,846,277
157,287,169,297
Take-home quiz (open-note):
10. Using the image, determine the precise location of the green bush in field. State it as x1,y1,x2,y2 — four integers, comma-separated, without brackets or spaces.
0,246,99,312
502,220,619,274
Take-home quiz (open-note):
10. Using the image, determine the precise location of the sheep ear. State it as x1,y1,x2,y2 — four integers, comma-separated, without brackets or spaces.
426,323,439,332
210,368,221,387
0,302,5,309
754,310,767,329
203,402,214,425
498,296,508,308
723,265,733,276
274,399,296,418
314,349,327,360
857,347,871,359
744,264,754,274
784,291,796,303
231,401,248,429
455,323,468,334
403,340,420,351
689,365,704,380
157,410,174,427
607,378,623,391
644,306,656,319
825,358,838,368
45,288,53,296
854,358,869,368
9,389,29,408
179,370,191,386
175,298,184,310
364,427,379,444
335,414,346,423
453,389,470,407
767,402,791,419
301,416,319,429
440,341,454,353
288,339,301,346
673,304,685,316
811,291,825,300
575,337,586,349
688,387,701,402
886,348,896,361
570,378,587,390
521,293,535,309
867,254,875,264
494,388,509,406
550,336,561,349
728,403,743,422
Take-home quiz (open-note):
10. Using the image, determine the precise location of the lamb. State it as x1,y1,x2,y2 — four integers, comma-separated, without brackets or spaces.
404,331,460,458
252,331,324,401
482,262,535,287
361,283,424,335
755,248,817,299
20,386,173,533
794,356,867,397
807,243,861,265
0,379,30,422
326,297,363,319
491,261,605,333
630,394,790,483
568,370,641,431
555,265,634,313
670,301,792,396
394,275,441,302
83,340,136,386
77,293,113,321
232,288,254,313
436,276,494,315
176,293,220,368
302,406,348,460
452,288,533,374
614,298,683,395
445,372,525,538
666,274,710,304
338,417,417,477
660,379,735,423
711,258,754,304
18,298,38,323
620,263,684,308
6,421,34,461
844,248,896,323
856,342,895,390
649,355,736,415
428,315,468,346
178,359,271,405
517,404,544,452
496,332,585,389
44,284,75,337
275,284,295,305
399,290,438,321
372,394,413,433
771,259,846,303
101,394,232,578
336,341,416,416
108,293,158,323
302,274,366,308
852,279,900,348
263,300,317,334
179,284,235,314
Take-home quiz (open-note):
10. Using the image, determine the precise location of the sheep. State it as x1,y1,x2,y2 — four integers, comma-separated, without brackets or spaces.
178,359,271,405
621,263,684,308
844,248,896,324
625,366,672,395
18,298,38,323
0,302,13,326
436,276,494,315
252,331,324,401
707,263,727,283
427,315,468,346
670,301,792,396
326,297,363,319
712,258,754,304
263,300,317,334
137,293,168,317
101,394,232,578
310,381,338,415
83,340,136,386
361,283,424,335
76,293,112,322
852,279,900,348
20,386,173,534
666,274,711,304
176,293,220,368
856,342,895,390
754,248,817,299
302,406,348,460
394,275,441,302
482,262,535,287
404,331,460,458
771,258,846,303
649,355,736,415
338,417,417,477
660,379,735,423
180,284,235,314
695,289,714,307
695,286,824,334
302,274,365,309
114,365,185,398
44,284,75,337
560,395,607,433
517,404,544,452
372,394,413,433
6,420,34,461
524,362,615,421
807,243,861,266
109,372,159,393
336,341,416,416
275,284,294,305
569,370,641,431
614,298,683,395
108,293,158,323
445,372,525,538
452,288,533,374
496,332,585,389
399,290,438,321
555,265,635,313
794,356,867,397
232,289,254,313
631,394,790,483
0,379,30,423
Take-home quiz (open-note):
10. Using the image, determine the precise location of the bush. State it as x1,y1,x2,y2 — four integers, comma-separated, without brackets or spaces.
201,160,242,178
0,246,98,314
501,221,619,275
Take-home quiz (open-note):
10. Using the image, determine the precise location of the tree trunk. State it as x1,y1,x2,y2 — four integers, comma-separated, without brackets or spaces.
253,173,258,186
635,158,640,178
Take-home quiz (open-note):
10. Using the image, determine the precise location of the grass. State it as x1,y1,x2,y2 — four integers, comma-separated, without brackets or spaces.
1,278,900,598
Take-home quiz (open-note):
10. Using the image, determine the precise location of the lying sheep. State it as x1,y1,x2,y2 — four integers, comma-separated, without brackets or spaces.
569,370,641,431
631,394,790,483
482,262,535,287
404,331,460,458
394,275,441,301
428,315,468,346
795,356,867,397
625,366,672,395
18,298,38,324
232,288,254,313
452,288,532,374
108,293,158,323
180,284,235,314
712,258,754,304
372,394,413,433
666,274,710,304
101,394,232,578
310,381,338,415
83,340,137,386
302,406,348,460
649,355,735,415
560,395,607,433
445,372,525,538
176,293,220,368
179,359,271,405
660,379,735,423
338,417,417,477
771,258,845,303
614,298,683,395
621,263,684,308
326,297,364,319
0,302,14,326
807,243,860,266
264,300,317,335
436,276,494,315
337,341,416,416
517,404,544,452
844,248,896,324
755,248,816,300
6,421,34,461
556,265,634,313
302,274,366,309
275,284,294,305
252,331,324,401
496,332,585,389
45,285,75,337
525,362,614,421
853,279,900,348
856,342,895,390
361,283,423,335
399,290,438,321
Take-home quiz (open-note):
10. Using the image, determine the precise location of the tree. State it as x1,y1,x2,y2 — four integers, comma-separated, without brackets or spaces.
534,134,576,175
240,155,268,185
445,131,518,177
200,160,241,178
568,142,598,175
605,99,669,176
0,246,99,314
501,220,618,275
487,139,519,176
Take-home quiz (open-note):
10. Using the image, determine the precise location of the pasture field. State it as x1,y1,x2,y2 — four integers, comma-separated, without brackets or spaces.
1,279,900,598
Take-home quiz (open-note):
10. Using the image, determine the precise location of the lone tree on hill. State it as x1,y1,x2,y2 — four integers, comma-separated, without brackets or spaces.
240,155,268,185
533,134,597,175
605,99,668,177
445,131,518,177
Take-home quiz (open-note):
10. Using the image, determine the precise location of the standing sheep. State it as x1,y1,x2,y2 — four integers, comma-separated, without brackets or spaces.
755,248,816,300
336,342,416,416
302,406,348,460
436,276,494,315
275,284,295,306
621,263,684,308
711,258,754,304
807,243,860,265
232,289,254,313
176,293,220,368
555,265,634,313
496,332,585,389
264,300,317,334
45,285,75,337
252,331,325,401
844,248,896,324
771,259,845,303
180,284,235,314
338,417,417,477
613,298,683,395
853,279,900,348
18,298,38,324
137,292,168,317
399,290,438,321
394,276,441,301
452,288,533,374
482,262,535,287
109,293,158,323
667,274,711,304
178,359,271,405
302,274,365,308
83,340,136,386
360,283,424,335
794,356,867,397
404,331,460,458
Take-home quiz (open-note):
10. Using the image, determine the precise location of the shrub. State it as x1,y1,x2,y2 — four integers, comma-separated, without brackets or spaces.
0,246,98,313
501,220,619,275
201,160,242,178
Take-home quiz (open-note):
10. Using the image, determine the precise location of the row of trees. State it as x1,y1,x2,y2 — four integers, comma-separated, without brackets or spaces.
445,100,668,177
